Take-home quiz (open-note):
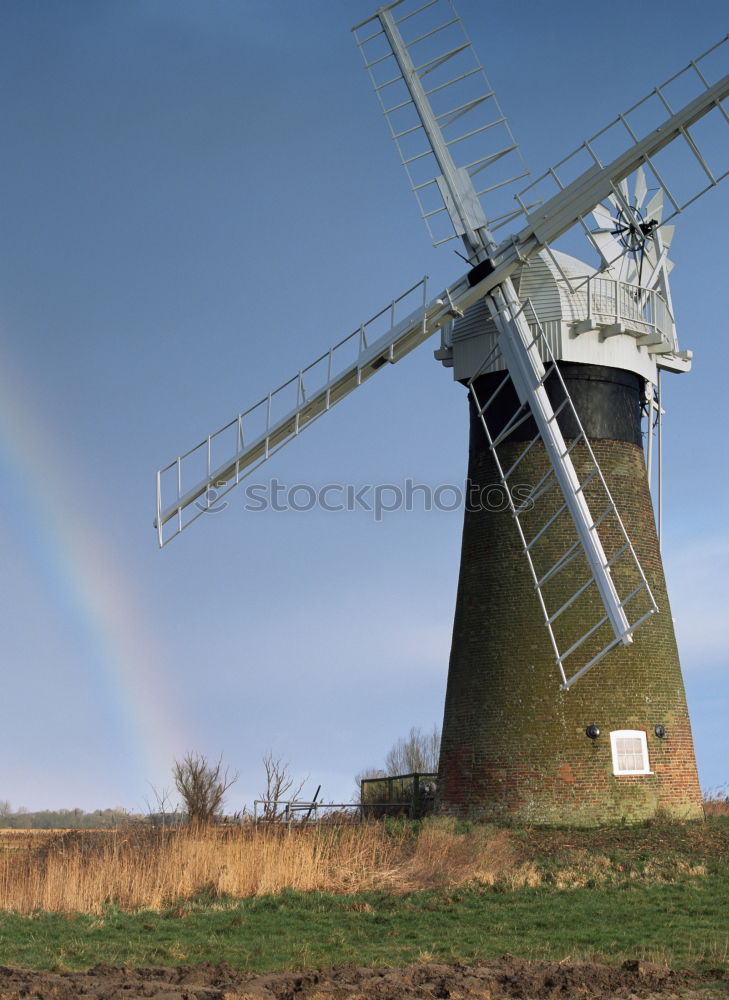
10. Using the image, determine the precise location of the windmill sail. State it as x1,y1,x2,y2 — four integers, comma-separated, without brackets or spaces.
156,277,437,545
509,35,729,280
353,0,529,248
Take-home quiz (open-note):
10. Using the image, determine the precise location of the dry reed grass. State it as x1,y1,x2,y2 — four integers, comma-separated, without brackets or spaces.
0,820,519,914
401,818,515,887
0,808,718,915
0,829,57,844
703,787,729,816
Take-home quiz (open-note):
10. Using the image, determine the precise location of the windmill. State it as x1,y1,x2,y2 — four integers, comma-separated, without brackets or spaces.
155,1,729,824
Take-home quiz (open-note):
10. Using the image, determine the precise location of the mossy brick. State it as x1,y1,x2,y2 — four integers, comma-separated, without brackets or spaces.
437,366,703,826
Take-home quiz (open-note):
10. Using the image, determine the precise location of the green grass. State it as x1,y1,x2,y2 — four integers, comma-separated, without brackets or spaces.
1,877,728,973
2,817,728,975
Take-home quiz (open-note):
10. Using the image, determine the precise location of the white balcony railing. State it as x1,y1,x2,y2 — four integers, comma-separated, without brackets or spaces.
576,276,675,348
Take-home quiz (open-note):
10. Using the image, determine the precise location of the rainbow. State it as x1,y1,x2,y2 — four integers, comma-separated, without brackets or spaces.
0,345,181,800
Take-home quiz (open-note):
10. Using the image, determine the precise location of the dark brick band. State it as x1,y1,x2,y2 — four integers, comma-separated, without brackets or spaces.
468,363,643,451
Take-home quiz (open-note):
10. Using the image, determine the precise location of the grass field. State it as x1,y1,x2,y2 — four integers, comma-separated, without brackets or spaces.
0,814,728,974
1,880,728,973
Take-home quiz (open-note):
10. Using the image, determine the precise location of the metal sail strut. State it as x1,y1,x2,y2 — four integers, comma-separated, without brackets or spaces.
485,282,634,647
468,301,658,689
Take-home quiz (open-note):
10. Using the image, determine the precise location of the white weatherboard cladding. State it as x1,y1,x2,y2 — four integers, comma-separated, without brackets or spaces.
447,250,660,383
517,253,570,324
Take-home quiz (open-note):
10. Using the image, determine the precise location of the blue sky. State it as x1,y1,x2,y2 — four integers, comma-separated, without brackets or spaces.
0,0,727,813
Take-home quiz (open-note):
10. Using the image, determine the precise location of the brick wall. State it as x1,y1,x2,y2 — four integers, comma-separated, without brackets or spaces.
437,368,703,825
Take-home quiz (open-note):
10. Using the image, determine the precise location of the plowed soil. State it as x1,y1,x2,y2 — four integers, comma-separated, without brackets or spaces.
0,956,725,1000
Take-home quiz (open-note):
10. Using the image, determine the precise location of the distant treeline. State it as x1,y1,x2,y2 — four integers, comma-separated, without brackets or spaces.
0,807,186,829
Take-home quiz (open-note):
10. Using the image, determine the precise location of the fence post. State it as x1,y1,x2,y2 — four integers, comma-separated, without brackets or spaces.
586,276,592,328
412,773,420,818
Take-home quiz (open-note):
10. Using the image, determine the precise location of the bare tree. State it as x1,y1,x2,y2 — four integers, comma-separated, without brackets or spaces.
144,783,176,828
259,752,307,821
173,752,238,826
384,725,440,775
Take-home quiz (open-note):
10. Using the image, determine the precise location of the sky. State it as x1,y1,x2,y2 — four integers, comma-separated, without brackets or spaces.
0,0,727,814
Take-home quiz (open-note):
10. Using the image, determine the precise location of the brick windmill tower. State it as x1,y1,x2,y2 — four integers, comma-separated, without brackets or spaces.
437,198,702,824
155,1,728,824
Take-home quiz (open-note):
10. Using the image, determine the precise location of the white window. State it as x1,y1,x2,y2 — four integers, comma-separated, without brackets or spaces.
610,730,652,776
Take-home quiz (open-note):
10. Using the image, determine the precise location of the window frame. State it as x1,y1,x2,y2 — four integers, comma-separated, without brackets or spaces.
610,729,652,776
